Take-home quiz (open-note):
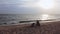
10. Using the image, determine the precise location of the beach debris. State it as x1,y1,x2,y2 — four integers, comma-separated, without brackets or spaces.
19,21,33,23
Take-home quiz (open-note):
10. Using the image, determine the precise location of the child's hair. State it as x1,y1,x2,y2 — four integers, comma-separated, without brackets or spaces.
31,23,35,27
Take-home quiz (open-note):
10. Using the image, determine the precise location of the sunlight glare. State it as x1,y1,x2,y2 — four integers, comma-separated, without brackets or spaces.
41,14,49,20
37,0,55,9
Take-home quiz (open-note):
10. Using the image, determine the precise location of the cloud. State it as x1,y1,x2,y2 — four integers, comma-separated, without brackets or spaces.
0,0,39,8
0,0,40,14
0,0,60,14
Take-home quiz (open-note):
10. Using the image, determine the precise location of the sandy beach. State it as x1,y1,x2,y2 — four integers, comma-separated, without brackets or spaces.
0,21,60,34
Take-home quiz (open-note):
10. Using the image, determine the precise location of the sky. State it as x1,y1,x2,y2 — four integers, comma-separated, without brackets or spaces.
0,0,60,14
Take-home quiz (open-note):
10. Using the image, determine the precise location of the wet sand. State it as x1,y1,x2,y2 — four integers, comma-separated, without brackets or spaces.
0,21,60,34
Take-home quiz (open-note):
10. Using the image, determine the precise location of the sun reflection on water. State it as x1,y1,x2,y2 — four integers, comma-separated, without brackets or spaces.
41,14,49,20
40,14,56,20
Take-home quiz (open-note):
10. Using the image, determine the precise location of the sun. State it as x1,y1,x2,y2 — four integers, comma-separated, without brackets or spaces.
37,0,55,9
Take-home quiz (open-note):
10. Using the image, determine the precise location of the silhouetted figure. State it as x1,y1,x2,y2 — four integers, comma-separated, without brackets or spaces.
31,23,35,27
36,20,40,26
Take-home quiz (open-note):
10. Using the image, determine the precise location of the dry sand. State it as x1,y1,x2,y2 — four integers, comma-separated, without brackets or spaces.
0,21,60,34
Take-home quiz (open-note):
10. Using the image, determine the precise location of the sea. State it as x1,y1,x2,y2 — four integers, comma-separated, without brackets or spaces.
0,14,60,25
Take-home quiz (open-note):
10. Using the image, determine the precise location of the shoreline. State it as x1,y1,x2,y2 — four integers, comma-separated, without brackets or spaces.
0,21,60,34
